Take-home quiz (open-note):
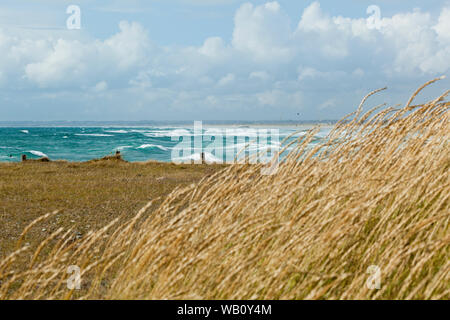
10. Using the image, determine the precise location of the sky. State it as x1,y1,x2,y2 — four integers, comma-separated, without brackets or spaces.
0,0,449,121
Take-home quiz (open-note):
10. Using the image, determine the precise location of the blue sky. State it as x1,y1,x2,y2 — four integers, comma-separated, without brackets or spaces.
0,0,449,121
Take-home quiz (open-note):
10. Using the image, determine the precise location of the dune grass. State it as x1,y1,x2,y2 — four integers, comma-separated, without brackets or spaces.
0,80,449,300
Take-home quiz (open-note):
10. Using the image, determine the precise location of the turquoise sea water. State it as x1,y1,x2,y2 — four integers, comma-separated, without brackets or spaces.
0,125,332,163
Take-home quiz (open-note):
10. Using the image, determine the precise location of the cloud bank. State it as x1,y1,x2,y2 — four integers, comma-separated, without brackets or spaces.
0,1,449,120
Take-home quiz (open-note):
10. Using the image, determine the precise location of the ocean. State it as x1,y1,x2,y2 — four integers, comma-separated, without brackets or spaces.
0,125,333,163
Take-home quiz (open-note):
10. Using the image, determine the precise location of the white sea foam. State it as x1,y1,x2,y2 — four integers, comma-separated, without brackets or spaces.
105,130,128,134
221,141,280,153
21,130,29,134
75,133,114,137
175,152,222,164
29,150,48,158
137,144,169,151
142,132,173,138
222,129,259,137
116,146,133,151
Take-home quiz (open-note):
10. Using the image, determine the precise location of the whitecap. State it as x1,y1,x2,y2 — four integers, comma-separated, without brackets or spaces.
29,150,48,158
175,152,222,164
223,142,280,151
137,144,169,151
116,146,133,151
21,130,29,134
105,130,128,134
75,133,114,137
142,131,173,138
224,129,258,137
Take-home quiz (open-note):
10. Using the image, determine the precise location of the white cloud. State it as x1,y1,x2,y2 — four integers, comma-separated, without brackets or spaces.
294,2,450,75
434,7,450,43
249,71,269,81
104,21,151,70
319,98,337,110
0,2,449,120
22,21,151,88
352,68,365,77
257,90,303,107
297,1,331,33
232,2,292,61
298,67,346,81
198,37,227,59
298,67,323,81
93,81,108,92
217,73,235,86
295,2,352,58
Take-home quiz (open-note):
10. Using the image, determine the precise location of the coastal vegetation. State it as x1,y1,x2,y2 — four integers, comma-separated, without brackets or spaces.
0,80,448,299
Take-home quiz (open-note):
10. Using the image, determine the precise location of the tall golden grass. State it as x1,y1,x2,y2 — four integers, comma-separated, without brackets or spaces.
0,79,448,300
